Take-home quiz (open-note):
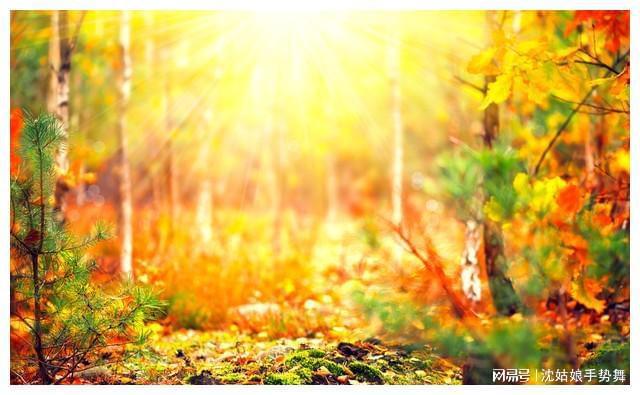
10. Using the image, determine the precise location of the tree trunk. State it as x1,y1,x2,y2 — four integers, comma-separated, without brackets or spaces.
162,47,179,236
461,220,482,303
51,11,85,220
52,10,70,220
325,153,338,225
54,10,71,168
196,112,214,251
32,253,51,384
389,34,403,227
584,118,596,191
47,11,60,114
117,11,133,278
389,33,405,271
270,121,285,257
196,179,214,248
482,76,521,316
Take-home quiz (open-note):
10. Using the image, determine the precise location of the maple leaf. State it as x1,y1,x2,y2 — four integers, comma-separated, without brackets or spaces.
565,11,629,53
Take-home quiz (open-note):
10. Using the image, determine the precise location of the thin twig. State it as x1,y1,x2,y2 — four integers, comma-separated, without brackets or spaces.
453,75,485,93
533,50,629,175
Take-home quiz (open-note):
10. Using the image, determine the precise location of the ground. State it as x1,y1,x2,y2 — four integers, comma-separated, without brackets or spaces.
78,328,462,385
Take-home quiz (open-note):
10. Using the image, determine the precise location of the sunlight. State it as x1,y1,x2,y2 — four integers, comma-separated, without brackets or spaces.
9,9,631,386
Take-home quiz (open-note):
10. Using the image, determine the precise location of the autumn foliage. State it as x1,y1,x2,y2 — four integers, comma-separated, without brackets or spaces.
9,9,629,385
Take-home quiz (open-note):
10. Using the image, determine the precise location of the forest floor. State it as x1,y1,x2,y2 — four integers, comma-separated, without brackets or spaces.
76,329,462,385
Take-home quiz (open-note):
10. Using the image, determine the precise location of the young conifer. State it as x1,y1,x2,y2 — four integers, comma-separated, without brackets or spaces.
10,112,162,384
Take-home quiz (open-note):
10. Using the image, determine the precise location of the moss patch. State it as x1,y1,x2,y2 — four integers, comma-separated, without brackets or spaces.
348,361,384,383
284,351,346,376
582,340,629,381
264,372,304,385
219,372,245,384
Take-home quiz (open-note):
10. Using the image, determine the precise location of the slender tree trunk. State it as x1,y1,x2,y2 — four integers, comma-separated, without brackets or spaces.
389,34,404,227
389,33,405,271
52,10,70,220
117,11,133,278
51,11,85,220
54,10,71,165
196,112,214,250
461,220,482,303
196,179,213,247
584,118,596,190
325,153,338,225
482,76,521,316
31,252,51,384
47,11,60,114
558,288,579,369
271,121,285,257
482,76,499,149
75,72,87,206
162,47,179,236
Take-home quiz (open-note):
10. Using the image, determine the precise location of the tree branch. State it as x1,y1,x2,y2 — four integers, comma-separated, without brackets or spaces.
533,50,629,176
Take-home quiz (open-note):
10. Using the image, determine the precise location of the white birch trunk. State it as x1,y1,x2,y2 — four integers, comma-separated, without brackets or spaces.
326,153,338,225
461,220,482,302
47,11,60,114
389,34,404,227
117,11,133,278
54,10,70,175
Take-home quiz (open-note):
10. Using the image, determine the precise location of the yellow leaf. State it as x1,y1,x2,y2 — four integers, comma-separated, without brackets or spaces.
513,172,529,195
611,67,629,100
524,68,550,106
515,39,547,55
570,278,605,313
553,46,580,61
588,76,616,87
484,197,502,222
282,278,295,295
467,47,498,75
480,74,512,109
411,319,425,330
611,150,630,174
530,176,566,213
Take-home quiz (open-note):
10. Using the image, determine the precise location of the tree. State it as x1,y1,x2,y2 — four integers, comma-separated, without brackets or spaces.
49,10,86,219
161,45,180,236
10,113,161,384
116,11,134,278
389,32,403,228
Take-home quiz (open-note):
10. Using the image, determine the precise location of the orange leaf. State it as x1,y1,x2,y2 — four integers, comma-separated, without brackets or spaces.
556,184,582,217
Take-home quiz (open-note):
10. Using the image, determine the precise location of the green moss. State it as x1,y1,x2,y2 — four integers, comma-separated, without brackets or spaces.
290,367,313,383
219,372,245,384
264,372,304,385
305,349,327,358
284,350,346,376
582,341,630,376
247,374,262,383
409,357,432,370
348,361,384,383
284,349,325,364
210,362,235,375
384,372,414,385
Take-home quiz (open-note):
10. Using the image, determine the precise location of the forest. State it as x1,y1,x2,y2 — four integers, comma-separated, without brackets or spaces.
9,10,630,385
